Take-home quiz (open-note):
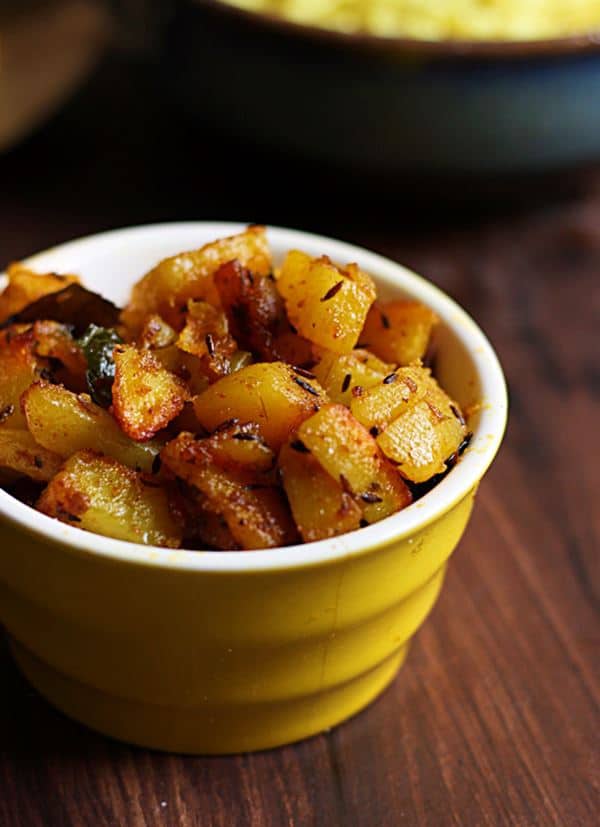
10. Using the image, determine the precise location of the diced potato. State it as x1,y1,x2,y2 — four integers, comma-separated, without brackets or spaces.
269,330,314,368
121,226,272,332
0,264,78,323
22,382,160,472
37,450,181,547
112,345,189,441
297,404,412,524
196,421,275,474
0,327,46,428
0,429,62,482
177,300,237,379
138,314,177,349
171,486,241,550
193,361,327,450
277,251,376,353
279,442,362,542
376,380,468,483
32,320,87,390
161,433,297,549
214,259,285,358
313,348,394,405
151,346,210,396
350,364,429,431
362,301,438,365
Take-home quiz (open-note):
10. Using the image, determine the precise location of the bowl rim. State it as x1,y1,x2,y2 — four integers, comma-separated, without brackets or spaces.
199,0,600,61
0,221,508,572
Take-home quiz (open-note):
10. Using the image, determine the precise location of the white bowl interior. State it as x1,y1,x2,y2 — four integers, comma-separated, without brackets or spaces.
0,222,507,571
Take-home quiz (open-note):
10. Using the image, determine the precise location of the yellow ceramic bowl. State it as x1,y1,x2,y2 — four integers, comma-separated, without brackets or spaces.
0,223,507,753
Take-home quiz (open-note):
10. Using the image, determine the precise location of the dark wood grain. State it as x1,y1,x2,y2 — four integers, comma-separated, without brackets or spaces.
1,56,599,827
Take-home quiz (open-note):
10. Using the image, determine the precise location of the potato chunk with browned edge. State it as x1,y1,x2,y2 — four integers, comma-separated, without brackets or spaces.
121,226,271,332
22,382,160,472
279,442,362,542
194,362,327,450
161,432,297,549
350,364,429,431
37,450,181,547
313,348,394,405
0,429,62,482
362,301,438,366
0,327,47,428
278,251,376,353
0,264,79,323
297,404,411,525
377,380,468,483
112,345,189,441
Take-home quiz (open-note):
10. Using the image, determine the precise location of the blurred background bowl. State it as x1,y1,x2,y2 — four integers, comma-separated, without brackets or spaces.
160,0,600,174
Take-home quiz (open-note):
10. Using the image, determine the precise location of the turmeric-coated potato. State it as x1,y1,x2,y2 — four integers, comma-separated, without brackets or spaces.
37,450,181,547
278,251,375,353
193,361,327,450
0,264,78,323
297,404,412,524
313,348,394,405
0,428,62,482
121,226,271,332
362,300,438,366
0,326,47,428
376,378,467,483
279,441,362,542
22,382,161,472
349,364,429,431
112,345,189,441
161,433,297,549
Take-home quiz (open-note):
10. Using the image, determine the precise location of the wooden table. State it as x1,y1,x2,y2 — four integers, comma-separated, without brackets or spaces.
1,57,598,827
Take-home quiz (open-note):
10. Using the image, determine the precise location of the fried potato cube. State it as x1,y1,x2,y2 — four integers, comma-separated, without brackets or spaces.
376,380,468,483
37,450,181,547
279,442,362,542
121,226,271,332
196,421,275,474
22,382,160,472
193,362,327,450
31,320,87,390
214,259,283,357
350,364,429,431
0,326,47,428
277,251,376,353
313,348,394,405
161,433,297,549
297,404,411,524
0,429,62,482
138,314,178,349
0,264,79,323
112,345,189,441
362,300,438,365
176,300,238,380
170,485,241,550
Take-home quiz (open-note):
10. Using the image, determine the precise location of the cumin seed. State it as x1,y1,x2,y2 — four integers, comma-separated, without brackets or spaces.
292,366,316,380
205,333,215,357
360,492,383,504
320,280,344,302
293,376,320,396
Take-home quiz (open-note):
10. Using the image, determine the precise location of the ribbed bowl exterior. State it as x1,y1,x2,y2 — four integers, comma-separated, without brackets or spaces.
0,489,474,752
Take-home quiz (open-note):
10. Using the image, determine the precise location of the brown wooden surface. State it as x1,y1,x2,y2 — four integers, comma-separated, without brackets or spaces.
0,57,599,827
